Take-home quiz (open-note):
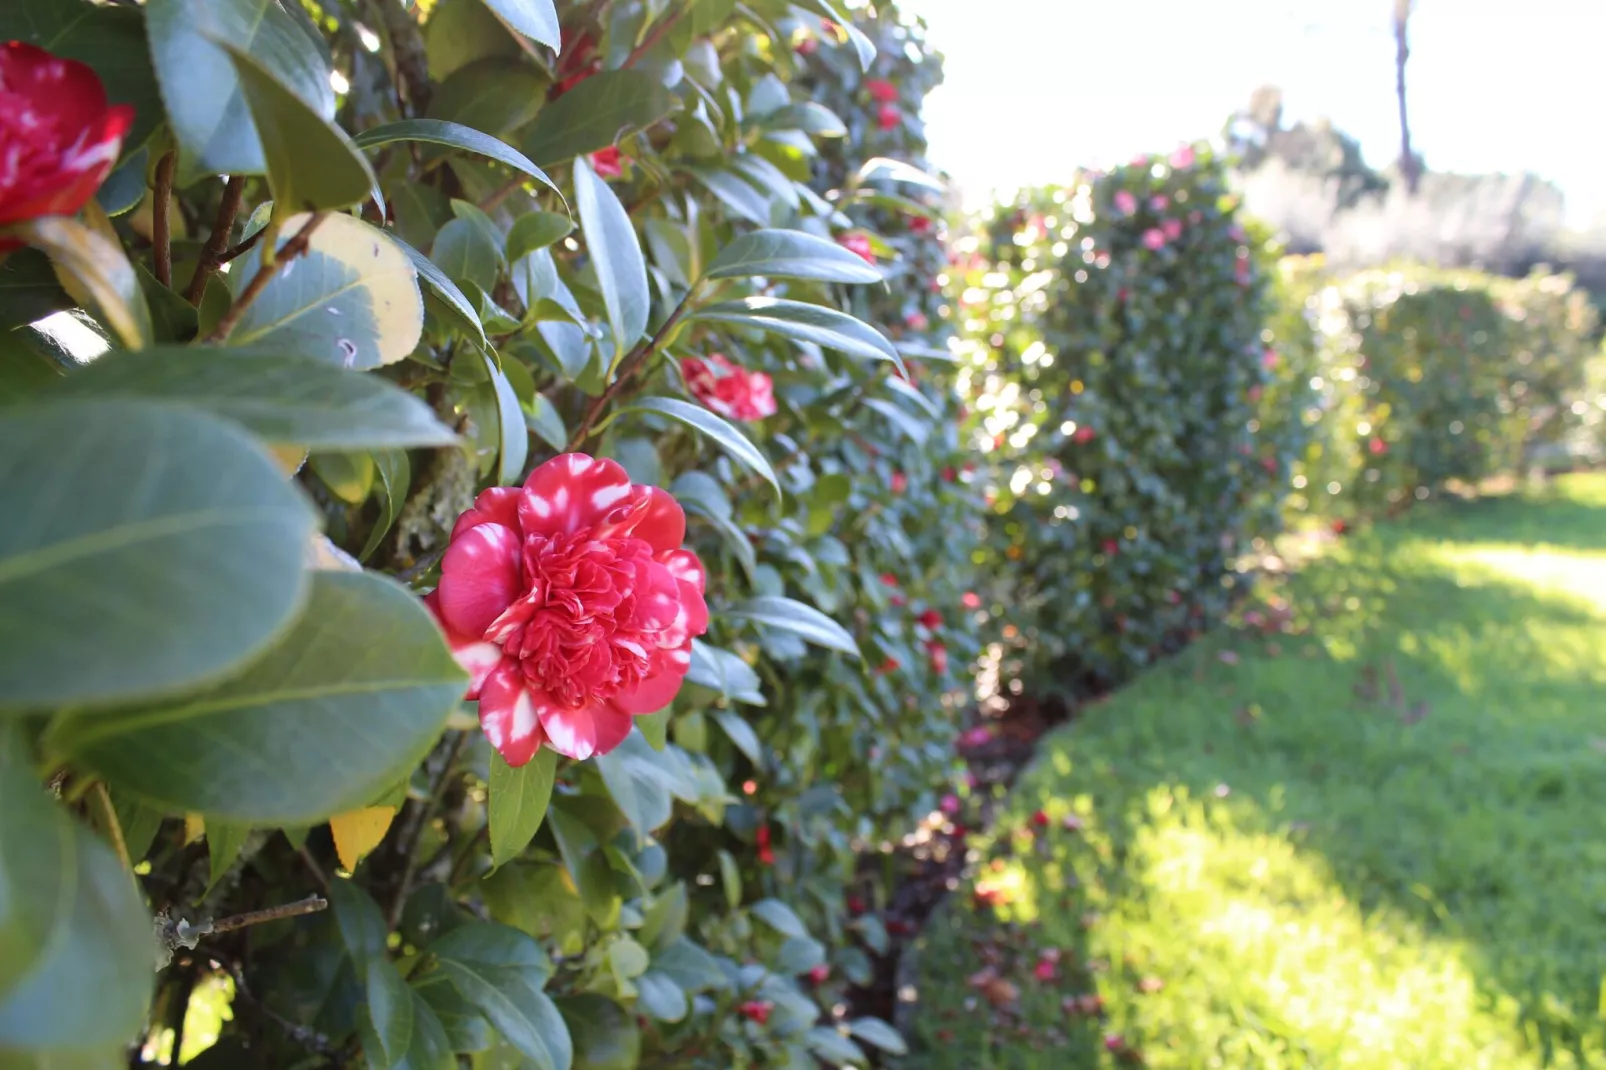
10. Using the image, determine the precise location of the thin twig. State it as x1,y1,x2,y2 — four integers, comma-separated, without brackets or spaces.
211,895,328,935
221,956,337,1057
217,225,266,266
569,290,698,449
447,824,489,886
623,7,686,69
299,846,331,894
185,175,246,303
205,212,327,343
92,781,134,875
387,730,468,927
152,151,176,287
481,174,528,213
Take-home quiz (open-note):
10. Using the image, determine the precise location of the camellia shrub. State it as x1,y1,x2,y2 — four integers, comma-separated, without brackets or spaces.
954,146,1285,696
0,1,960,1068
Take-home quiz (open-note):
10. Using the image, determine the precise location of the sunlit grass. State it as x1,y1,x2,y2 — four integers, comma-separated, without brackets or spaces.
906,474,1606,1069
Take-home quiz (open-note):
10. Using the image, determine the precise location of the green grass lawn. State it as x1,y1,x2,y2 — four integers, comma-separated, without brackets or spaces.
904,474,1606,1069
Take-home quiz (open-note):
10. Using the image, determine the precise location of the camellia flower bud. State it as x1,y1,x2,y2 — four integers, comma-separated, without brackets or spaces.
428,454,709,765
681,353,776,422
0,42,134,236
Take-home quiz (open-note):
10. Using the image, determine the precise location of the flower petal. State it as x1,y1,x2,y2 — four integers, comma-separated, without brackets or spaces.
538,696,633,760
451,485,522,540
631,486,687,555
423,591,505,698
612,657,686,715
478,663,548,767
661,548,707,594
519,453,634,536
437,522,521,638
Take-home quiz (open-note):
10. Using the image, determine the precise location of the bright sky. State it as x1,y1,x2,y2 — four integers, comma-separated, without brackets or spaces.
908,0,1606,224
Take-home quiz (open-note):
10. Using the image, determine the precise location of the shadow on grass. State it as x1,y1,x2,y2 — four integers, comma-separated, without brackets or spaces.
904,477,1606,1069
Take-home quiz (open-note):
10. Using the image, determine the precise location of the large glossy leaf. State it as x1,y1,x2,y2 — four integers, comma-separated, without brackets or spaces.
49,571,466,825
0,249,71,329
723,596,860,656
218,40,375,211
556,995,639,1070
428,58,549,137
14,217,151,350
688,298,904,374
394,237,486,345
481,0,560,48
687,168,772,227
574,158,649,360
429,923,571,1070
47,345,456,449
225,213,424,370
507,213,575,263
146,0,335,181
806,1026,868,1068
0,0,163,157
0,725,151,1055
0,400,314,711
856,156,945,193
522,70,676,167
847,1018,908,1055
481,348,529,484
704,229,881,284
488,748,557,870
618,396,778,498
331,880,456,1070
354,120,561,200
684,641,765,706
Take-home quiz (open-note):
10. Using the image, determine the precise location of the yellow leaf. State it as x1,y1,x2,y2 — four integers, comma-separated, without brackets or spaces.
184,813,205,846
272,444,309,476
330,806,397,871
16,214,153,350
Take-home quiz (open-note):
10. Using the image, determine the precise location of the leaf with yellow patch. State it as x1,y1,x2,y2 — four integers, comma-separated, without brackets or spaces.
331,805,397,871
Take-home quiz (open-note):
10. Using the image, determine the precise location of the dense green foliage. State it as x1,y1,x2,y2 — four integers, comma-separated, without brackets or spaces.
909,475,1606,1069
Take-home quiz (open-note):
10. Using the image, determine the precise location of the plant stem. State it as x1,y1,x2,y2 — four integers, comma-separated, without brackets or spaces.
210,895,328,934
624,7,686,69
92,781,134,876
185,176,246,303
152,151,176,287
205,212,326,343
568,289,698,449
387,730,468,927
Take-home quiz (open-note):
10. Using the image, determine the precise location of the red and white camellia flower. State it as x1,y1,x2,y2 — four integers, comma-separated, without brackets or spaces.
681,353,776,422
589,146,623,180
427,454,709,765
837,231,875,264
0,42,133,233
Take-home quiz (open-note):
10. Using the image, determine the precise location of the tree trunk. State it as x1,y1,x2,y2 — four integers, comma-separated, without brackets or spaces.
1394,0,1420,195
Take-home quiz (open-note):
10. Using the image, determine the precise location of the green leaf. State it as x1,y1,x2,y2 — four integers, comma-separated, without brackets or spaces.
488,748,557,870
574,158,650,361
618,396,778,499
594,730,690,836
0,400,314,712
481,0,561,48
724,596,860,656
46,345,456,449
392,237,487,345
311,450,375,504
847,1018,908,1056
635,971,687,1023
428,58,549,137
433,219,503,295
704,229,882,284
415,977,493,1057
205,820,250,890
361,448,411,562
329,878,391,976
430,923,572,1070
713,711,762,765
480,348,529,484
650,938,728,994
49,571,466,826
0,1,162,158
765,102,847,137
358,960,414,1070
0,725,151,1054
639,883,688,951
717,849,741,910
0,249,70,329
776,935,826,975
805,1026,868,1068
796,0,876,68
483,863,588,956
146,0,335,181
526,392,568,452
688,168,772,227
225,213,425,370
14,216,151,350
685,641,765,706
217,40,376,211
522,70,676,167
354,119,561,201
689,298,904,374
557,994,639,1070
751,898,807,939
508,213,576,262
856,156,945,193
425,0,520,81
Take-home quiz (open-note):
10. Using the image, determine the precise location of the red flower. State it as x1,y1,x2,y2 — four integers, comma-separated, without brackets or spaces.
1031,809,1050,828
903,310,928,331
1034,959,1058,982
918,608,942,629
958,725,992,749
891,471,908,494
820,18,840,34
756,823,775,866
876,103,901,130
910,214,934,235
795,36,819,56
880,572,899,588
927,640,948,674
940,793,961,815
589,146,623,180
681,353,775,422
837,231,876,264
0,43,134,234
1102,539,1119,556
553,34,600,95
942,465,957,483
961,591,982,610
1368,436,1387,455
807,964,830,985
738,1000,774,1025
1262,348,1280,371
847,895,866,915
876,656,900,675
1162,218,1183,241
865,78,899,103
1061,814,1084,832
428,454,709,765
1073,426,1096,444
